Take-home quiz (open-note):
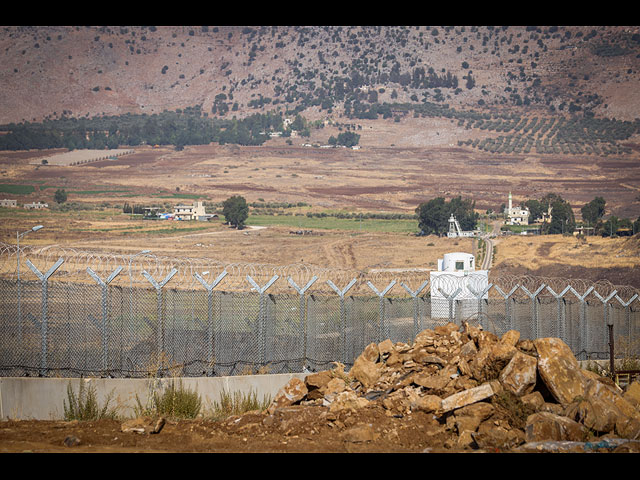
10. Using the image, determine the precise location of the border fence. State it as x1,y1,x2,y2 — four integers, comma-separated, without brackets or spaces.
0,243,638,378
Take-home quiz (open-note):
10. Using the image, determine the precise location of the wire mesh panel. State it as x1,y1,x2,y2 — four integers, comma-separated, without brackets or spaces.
563,300,582,359
0,280,20,376
537,297,561,339
15,280,46,376
610,301,640,361
161,288,210,377
483,299,510,337
416,296,431,333
213,291,261,376
263,294,304,374
306,295,344,372
510,297,533,340
385,296,418,345
120,285,157,377
347,296,380,366
46,282,104,376
584,301,609,360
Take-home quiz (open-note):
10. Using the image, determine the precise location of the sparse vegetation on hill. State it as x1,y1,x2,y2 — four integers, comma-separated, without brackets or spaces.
1,26,640,130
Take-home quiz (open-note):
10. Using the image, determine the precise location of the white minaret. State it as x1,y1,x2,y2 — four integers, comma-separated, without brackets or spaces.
508,191,512,213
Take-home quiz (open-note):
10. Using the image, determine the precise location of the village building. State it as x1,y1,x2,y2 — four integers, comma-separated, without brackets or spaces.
505,192,530,225
0,199,17,208
24,201,48,209
172,201,216,221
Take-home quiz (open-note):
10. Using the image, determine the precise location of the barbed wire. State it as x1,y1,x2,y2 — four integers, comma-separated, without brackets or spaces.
0,242,638,301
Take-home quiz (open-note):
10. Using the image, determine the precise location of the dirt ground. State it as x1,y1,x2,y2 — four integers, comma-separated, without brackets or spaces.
0,406,461,454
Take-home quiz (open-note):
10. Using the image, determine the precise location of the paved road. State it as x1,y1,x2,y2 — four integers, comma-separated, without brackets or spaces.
480,220,502,270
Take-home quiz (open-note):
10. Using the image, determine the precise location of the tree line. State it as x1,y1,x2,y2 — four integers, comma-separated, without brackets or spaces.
0,109,287,151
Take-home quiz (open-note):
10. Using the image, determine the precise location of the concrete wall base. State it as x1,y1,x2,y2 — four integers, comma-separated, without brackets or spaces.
0,374,307,420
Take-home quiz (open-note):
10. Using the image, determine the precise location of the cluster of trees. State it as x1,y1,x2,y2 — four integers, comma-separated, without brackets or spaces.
579,196,639,237
415,196,478,236
327,131,360,147
54,189,67,204
122,202,145,214
519,194,639,237
519,193,576,234
0,110,288,151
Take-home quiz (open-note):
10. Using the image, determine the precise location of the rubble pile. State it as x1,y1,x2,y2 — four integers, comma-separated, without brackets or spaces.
268,322,640,452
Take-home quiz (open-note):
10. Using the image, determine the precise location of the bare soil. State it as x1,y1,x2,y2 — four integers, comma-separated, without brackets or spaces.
0,406,460,454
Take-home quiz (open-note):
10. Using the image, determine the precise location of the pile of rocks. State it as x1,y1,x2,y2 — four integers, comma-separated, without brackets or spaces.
269,321,640,452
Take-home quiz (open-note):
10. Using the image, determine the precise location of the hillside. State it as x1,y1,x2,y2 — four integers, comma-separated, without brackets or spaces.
2,25,640,126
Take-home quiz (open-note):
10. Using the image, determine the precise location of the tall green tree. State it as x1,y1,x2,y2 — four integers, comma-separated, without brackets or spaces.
416,196,477,235
523,199,545,222
54,188,67,204
544,196,575,234
581,196,606,225
222,195,249,229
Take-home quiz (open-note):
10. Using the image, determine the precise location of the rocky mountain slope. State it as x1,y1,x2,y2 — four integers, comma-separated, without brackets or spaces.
2,25,640,126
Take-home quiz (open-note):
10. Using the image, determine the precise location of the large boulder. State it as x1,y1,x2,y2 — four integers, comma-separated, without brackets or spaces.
441,381,501,413
452,402,495,434
349,353,383,389
267,377,308,414
533,337,589,405
524,411,588,442
624,381,640,409
499,351,538,396
470,341,517,382
304,370,334,400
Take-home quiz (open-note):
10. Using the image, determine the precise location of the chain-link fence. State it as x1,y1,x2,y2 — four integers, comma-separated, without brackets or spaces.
0,243,638,377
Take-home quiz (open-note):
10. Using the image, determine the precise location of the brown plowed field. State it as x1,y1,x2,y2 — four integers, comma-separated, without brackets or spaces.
2,128,640,287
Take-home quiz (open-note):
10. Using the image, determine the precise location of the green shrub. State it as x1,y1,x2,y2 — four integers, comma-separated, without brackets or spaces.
63,381,119,421
209,389,271,421
151,379,202,419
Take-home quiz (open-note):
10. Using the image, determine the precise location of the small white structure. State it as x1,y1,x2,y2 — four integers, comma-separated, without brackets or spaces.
447,214,476,238
24,201,48,209
430,252,489,319
0,199,17,208
505,192,529,225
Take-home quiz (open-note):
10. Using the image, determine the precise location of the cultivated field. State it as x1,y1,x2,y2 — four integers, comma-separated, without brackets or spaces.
1,122,640,287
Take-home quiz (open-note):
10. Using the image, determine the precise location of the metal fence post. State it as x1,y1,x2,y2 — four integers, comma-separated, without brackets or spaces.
194,270,227,376
401,279,429,339
288,275,318,371
25,257,64,376
367,280,396,342
87,266,123,374
327,278,357,364
246,275,279,366
142,268,178,374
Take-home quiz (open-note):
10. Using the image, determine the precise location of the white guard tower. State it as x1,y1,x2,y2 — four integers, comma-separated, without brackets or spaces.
447,214,476,238
430,252,489,320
